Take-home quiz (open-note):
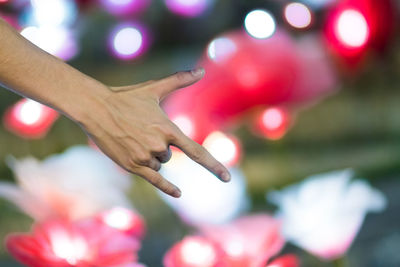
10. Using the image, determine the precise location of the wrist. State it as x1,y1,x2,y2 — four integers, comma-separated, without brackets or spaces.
60,78,112,128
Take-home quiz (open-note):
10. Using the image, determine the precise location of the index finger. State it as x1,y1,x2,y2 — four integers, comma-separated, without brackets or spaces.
170,128,231,182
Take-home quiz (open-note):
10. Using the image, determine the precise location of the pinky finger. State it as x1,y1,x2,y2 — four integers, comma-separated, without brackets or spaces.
136,167,181,198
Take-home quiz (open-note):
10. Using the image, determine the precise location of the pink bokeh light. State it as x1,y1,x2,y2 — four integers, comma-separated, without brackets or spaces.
165,0,212,17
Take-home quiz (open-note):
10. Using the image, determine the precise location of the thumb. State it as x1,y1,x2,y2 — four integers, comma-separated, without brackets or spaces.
152,68,205,100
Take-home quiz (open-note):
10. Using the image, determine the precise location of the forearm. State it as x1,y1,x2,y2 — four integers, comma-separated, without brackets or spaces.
0,19,109,123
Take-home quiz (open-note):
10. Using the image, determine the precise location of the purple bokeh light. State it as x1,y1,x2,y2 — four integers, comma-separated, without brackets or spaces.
164,0,213,17
100,0,150,16
108,23,150,60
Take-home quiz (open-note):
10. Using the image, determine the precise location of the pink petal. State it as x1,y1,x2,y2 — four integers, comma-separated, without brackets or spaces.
199,214,285,267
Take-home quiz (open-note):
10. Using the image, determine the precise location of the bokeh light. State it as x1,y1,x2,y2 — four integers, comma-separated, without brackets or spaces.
164,236,222,267
181,238,217,266
244,9,276,39
207,37,237,63
3,98,59,139
202,131,241,166
284,2,312,29
50,230,87,265
109,24,149,60
255,107,290,140
21,26,78,61
164,0,212,17
30,0,77,27
100,0,150,16
172,115,195,139
100,207,145,238
159,152,248,225
335,9,369,48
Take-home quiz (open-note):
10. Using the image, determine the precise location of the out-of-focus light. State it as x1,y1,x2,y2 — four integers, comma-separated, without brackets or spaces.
284,2,312,29
335,9,369,48
110,25,148,60
262,108,284,130
102,207,135,231
100,207,145,238
181,238,217,266
31,0,77,27
165,0,212,17
21,26,78,61
0,0,9,3
50,230,88,265
207,37,237,63
164,236,222,267
244,9,276,39
159,153,247,225
202,131,241,166
3,98,59,139
255,107,289,140
172,115,195,139
100,0,150,16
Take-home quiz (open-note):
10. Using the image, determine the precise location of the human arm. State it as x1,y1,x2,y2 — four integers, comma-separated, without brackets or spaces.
0,19,231,198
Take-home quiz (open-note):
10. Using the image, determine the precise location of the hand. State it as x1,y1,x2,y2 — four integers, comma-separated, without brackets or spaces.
81,68,231,198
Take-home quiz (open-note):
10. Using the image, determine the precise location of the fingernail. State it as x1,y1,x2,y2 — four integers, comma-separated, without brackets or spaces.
221,172,231,182
191,67,205,77
173,188,182,198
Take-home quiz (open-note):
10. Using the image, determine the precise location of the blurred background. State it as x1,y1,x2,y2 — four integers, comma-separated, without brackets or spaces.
1,0,400,266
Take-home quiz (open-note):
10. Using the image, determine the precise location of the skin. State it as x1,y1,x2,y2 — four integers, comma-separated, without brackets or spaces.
0,19,231,198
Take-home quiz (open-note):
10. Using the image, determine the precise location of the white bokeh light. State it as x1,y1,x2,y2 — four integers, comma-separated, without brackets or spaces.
181,238,217,266
50,229,87,265
159,152,248,225
17,99,43,125
102,207,135,231
31,0,77,27
21,26,77,60
244,9,276,39
113,27,143,57
335,9,369,48
207,37,237,63
284,2,312,29
203,131,240,166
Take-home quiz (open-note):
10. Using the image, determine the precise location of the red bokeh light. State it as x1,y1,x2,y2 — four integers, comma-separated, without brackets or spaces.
254,107,291,140
3,98,59,139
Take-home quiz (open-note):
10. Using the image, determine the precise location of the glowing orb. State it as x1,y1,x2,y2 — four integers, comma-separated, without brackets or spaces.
244,9,276,39
100,0,150,16
207,37,237,63
284,2,312,29
3,98,59,139
335,9,369,48
203,131,241,166
165,0,212,17
21,26,78,61
110,24,148,60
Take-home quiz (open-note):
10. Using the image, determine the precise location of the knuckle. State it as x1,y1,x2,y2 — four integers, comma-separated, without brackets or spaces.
136,152,152,165
162,125,178,141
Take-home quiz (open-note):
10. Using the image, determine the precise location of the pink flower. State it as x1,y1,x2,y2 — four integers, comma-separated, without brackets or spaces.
164,214,291,267
97,207,146,240
6,218,142,267
199,214,285,267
